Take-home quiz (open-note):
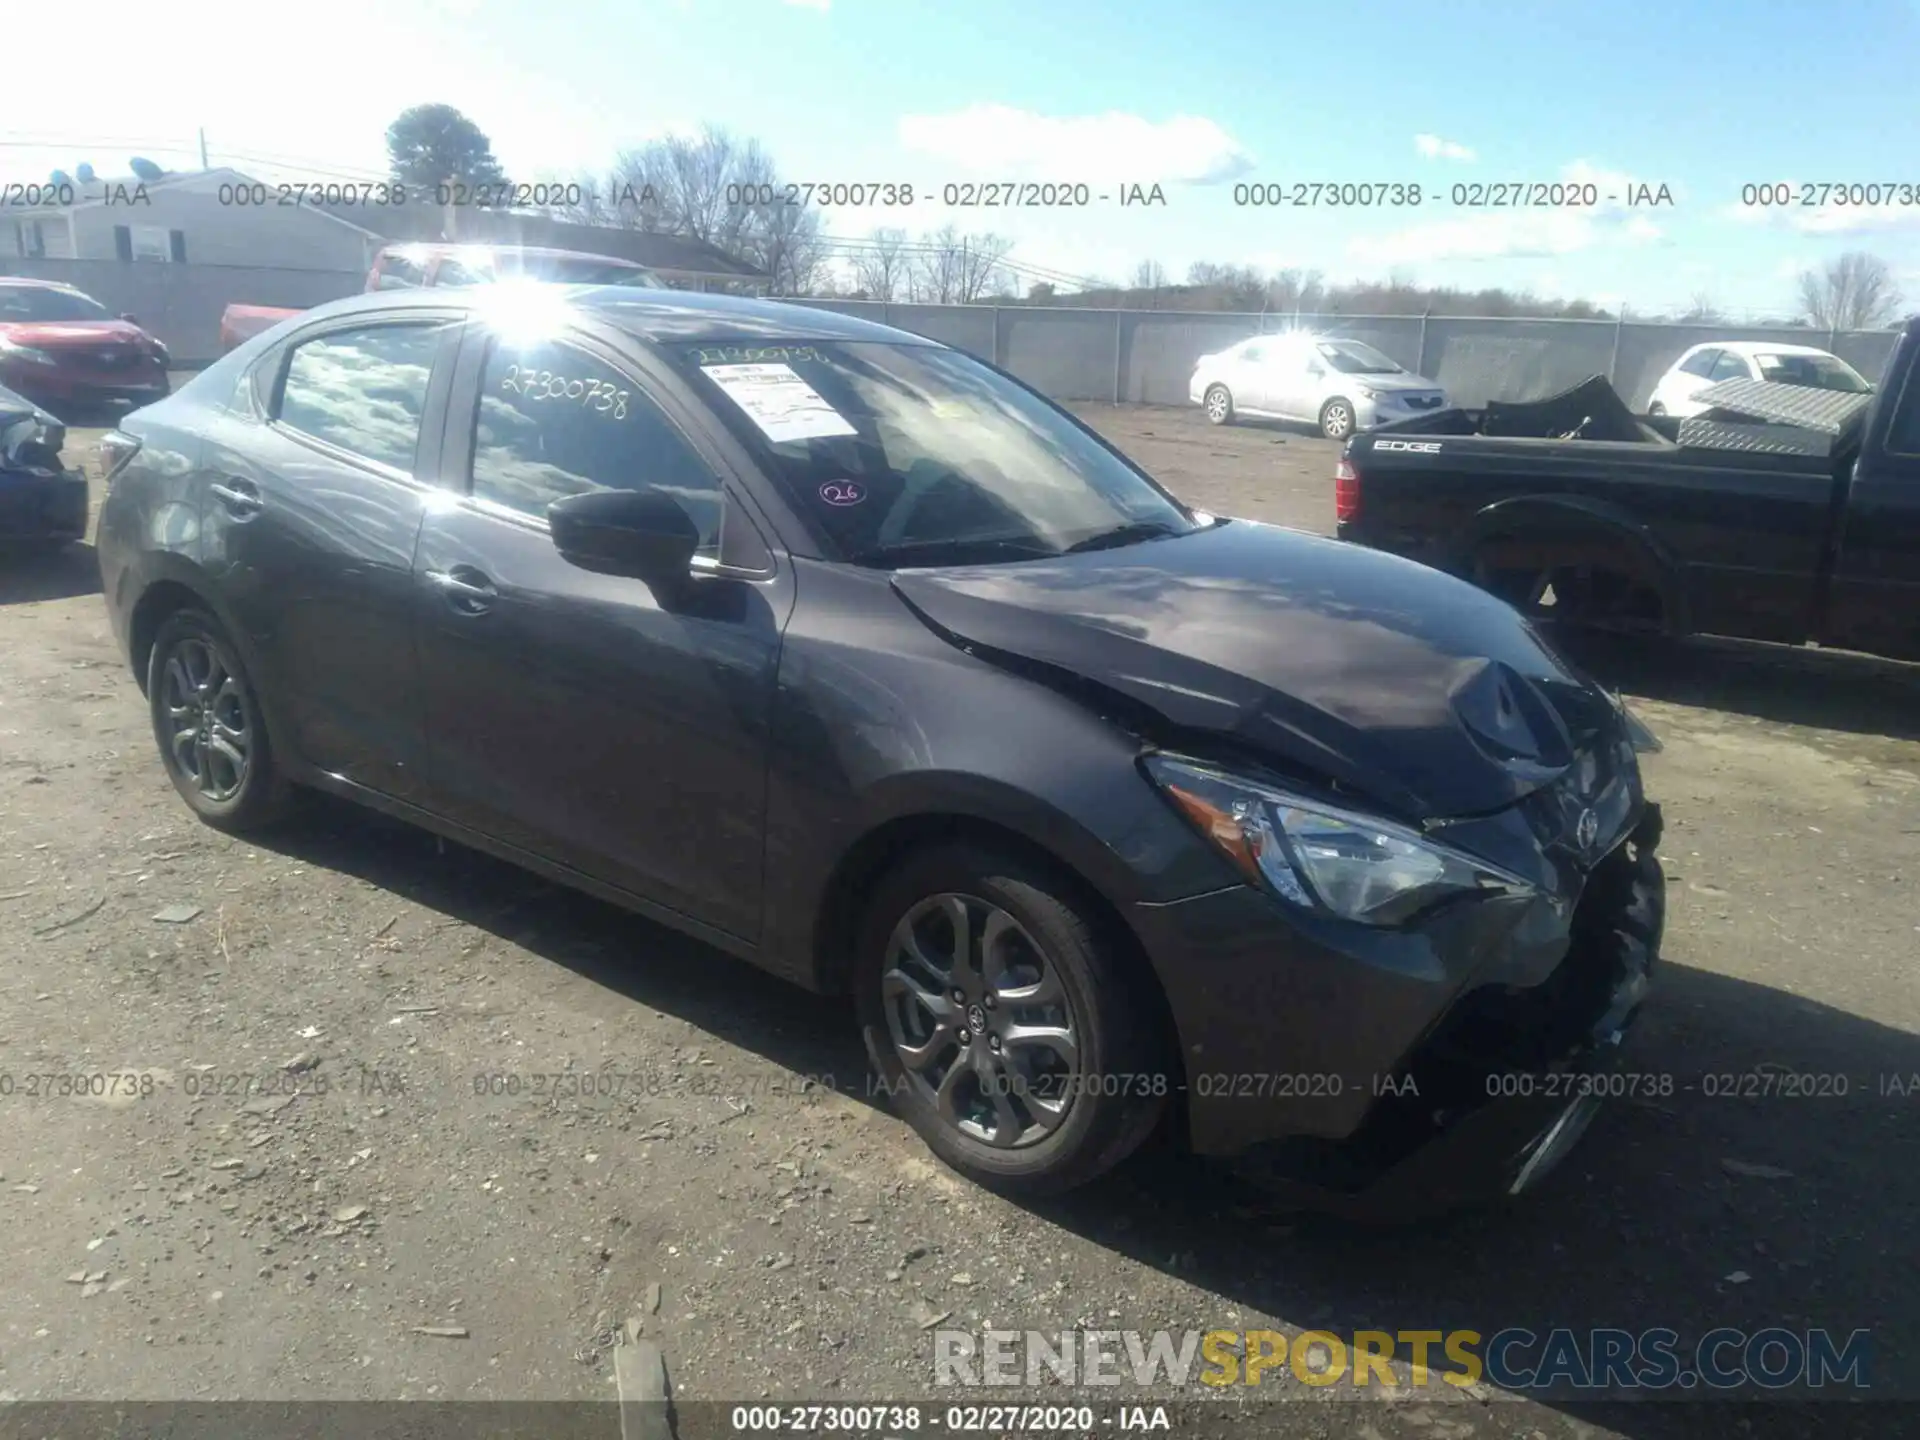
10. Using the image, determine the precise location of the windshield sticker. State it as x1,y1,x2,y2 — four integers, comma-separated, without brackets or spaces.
693,345,827,366
701,362,858,444
818,480,866,507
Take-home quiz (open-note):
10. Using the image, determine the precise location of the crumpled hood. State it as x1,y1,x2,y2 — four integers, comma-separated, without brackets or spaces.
891,519,1619,820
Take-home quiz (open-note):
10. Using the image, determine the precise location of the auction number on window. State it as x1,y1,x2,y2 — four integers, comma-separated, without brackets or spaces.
500,366,629,418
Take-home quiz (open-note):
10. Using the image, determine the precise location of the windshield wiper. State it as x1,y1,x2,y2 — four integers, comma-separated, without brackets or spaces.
844,536,1055,568
1062,520,1189,554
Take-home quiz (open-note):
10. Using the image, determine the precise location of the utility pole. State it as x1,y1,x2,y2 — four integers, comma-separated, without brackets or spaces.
198,128,209,170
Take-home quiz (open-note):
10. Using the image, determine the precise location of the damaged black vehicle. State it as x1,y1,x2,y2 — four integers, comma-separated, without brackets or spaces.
0,381,90,554
97,289,1665,1218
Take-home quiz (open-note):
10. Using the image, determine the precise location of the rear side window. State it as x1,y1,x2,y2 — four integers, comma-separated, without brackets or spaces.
469,338,722,556
277,323,442,473
374,251,427,289
1679,349,1719,378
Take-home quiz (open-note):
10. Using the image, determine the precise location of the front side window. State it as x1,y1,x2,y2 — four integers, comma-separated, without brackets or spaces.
1679,349,1719,378
671,340,1197,567
470,338,722,555
1887,366,1920,456
1708,351,1751,382
277,323,443,473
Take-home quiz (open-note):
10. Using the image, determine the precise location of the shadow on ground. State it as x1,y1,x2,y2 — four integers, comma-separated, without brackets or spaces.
0,540,103,605
1555,629,1920,745
254,794,1917,1440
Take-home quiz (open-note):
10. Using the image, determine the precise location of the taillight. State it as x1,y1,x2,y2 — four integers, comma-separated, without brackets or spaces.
98,430,142,486
1334,457,1360,523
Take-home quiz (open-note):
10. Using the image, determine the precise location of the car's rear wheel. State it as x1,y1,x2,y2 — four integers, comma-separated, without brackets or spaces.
147,608,295,831
1203,384,1234,425
854,844,1167,1196
1319,397,1356,440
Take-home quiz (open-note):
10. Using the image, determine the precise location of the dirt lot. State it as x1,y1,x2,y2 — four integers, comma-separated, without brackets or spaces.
0,398,1915,1439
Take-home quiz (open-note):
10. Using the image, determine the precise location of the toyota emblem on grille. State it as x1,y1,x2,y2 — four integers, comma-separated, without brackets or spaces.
1575,808,1600,849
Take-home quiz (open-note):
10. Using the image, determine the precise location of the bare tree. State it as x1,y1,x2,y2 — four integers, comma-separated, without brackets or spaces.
911,225,965,303
1679,292,1723,323
955,232,1013,303
1132,259,1168,291
853,228,910,301
1799,252,1903,331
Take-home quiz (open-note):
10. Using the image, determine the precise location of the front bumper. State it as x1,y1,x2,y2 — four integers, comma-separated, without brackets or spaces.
1,364,168,412
1136,801,1665,1220
0,466,89,543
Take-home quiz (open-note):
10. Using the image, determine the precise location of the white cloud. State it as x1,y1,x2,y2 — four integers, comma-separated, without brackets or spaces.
1348,158,1668,266
896,105,1252,186
1414,133,1475,162
1718,185,1920,238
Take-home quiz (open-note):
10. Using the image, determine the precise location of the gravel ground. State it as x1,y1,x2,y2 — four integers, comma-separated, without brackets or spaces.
0,395,1914,1439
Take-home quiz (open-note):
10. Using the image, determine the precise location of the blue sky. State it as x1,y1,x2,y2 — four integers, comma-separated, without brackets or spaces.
12,0,1920,314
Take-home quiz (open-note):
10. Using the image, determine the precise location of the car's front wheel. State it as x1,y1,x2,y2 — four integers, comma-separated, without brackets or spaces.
1319,397,1356,440
146,608,295,831
1202,384,1234,425
855,844,1167,1196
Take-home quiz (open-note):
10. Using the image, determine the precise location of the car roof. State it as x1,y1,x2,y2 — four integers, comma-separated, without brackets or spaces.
1722,341,1835,358
298,285,937,346
381,243,652,267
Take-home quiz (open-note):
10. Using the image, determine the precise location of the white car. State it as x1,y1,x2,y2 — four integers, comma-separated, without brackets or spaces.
1189,334,1448,440
1647,341,1872,418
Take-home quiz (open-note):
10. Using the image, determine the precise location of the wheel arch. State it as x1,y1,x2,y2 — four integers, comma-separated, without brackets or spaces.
1445,493,1691,636
807,810,1186,1100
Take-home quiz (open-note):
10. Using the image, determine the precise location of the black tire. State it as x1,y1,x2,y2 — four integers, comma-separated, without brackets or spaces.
1202,384,1234,426
854,843,1167,1197
1319,397,1356,441
146,607,296,831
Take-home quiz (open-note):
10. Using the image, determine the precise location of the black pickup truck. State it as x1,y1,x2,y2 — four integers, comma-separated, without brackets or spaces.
1335,315,1920,664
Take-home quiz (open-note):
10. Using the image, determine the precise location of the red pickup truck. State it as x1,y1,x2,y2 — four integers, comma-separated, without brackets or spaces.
219,243,666,352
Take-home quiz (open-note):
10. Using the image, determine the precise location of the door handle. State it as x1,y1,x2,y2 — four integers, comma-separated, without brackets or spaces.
424,566,498,614
208,479,263,516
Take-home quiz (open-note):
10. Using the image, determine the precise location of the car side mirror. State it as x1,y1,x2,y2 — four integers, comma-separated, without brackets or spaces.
119,312,139,325
1306,362,1324,377
548,486,701,585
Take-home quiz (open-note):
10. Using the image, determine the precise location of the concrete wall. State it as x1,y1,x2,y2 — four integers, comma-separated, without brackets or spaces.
0,254,1902,397
0,258,363,362
787,298,1903,412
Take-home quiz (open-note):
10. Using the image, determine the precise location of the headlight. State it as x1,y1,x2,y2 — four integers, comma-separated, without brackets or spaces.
1143,755,1535,926
0,336,59,367
1354,384,1377,399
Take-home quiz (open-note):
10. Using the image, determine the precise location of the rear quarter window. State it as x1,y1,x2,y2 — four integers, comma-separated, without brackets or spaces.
275,322,444,473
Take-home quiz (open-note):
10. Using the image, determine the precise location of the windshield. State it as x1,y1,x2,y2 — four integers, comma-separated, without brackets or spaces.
1754,353,1871,393
674,341,1197,566
0,285,112,322
1316,340,1403,375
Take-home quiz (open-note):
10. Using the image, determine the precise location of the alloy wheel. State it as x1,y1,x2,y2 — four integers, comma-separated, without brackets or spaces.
1323,401,1354,439
880,893,1081,1149
1205,386,1231,422
159,637,253,802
